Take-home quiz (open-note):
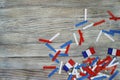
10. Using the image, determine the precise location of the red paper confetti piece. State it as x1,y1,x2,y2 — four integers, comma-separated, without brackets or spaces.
52,50,61,61
107,10,116,19
43,66,56,70
65,44,70,54
79,72,86,76
82,66,97,76
83,57,95,64
78,29,84,45
110,65,117,75
93,19,105,26
39,38,52,43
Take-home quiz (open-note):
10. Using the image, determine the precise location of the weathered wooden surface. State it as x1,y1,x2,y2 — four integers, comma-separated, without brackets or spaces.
0,0,120,80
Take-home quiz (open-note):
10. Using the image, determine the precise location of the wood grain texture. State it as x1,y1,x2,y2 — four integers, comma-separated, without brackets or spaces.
0,0,120,80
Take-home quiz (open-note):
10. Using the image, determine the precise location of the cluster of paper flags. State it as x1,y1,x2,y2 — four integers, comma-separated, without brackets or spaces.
38,9,120,80
42,47,120,80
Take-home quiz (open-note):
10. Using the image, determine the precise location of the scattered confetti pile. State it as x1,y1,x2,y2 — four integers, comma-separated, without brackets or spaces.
39,9,120,80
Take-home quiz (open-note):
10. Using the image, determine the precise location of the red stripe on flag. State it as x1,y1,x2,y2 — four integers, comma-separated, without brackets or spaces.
68,59,75,66
116,49,120,56
89,47,95,54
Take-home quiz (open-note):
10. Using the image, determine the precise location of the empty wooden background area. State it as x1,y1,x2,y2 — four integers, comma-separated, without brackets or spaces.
0,0,120,80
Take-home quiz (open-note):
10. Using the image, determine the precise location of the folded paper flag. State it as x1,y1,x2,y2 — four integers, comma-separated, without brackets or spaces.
82,47,96,58
108,48,120,56
75,20,88,27
63,59,75,72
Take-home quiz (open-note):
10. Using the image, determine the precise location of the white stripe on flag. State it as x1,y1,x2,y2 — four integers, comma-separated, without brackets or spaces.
65,62,73,69
86,49,92,57
112,49,117,55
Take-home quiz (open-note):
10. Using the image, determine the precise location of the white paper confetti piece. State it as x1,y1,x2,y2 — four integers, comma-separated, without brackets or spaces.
49,33,60,41
73,33,79,45
58,61,63,74
56,49,66,52
104,33,115,42
84,8,87,21
83,23,94,30
96,30,102,42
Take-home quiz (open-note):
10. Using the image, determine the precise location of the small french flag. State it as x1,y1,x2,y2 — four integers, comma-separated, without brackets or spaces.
63,59,75,72
108,48,120,56
82,47,96,58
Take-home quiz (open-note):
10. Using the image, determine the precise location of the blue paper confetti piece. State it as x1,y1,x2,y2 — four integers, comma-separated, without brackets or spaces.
59,53,69,57
93,76,107,80
109,70,119,80
75,63,86,69
67,74,73,80
102,30,114,36
49,53,60,63
77,74,89,80
75,20,88,27
45,43,56,52
110,30,120,34
90,56,99,66
60,40,72,48
48,68,59,78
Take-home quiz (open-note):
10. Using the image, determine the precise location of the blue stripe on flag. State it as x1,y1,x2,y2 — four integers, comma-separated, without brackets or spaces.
82,51,88,58
63,65,69,72
108,48,113,55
